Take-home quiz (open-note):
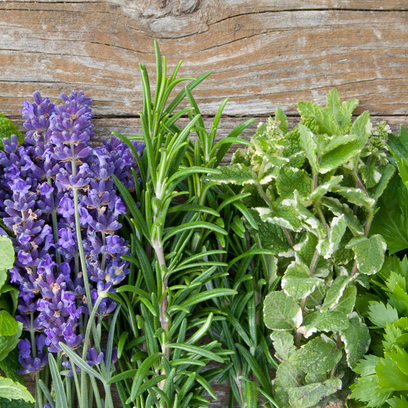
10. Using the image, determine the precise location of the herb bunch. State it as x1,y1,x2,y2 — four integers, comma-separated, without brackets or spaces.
108,42,262,408
0,92,143,408
207,89,394,407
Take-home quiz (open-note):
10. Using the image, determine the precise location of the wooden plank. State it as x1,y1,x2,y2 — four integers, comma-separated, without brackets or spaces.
9,115,408,163
1,3,407,117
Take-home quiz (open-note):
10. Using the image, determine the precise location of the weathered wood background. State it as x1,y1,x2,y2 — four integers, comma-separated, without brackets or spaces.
1,0,408,406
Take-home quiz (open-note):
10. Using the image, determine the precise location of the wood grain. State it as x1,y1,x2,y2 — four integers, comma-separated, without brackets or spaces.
1,1,408,117
2,1,408,406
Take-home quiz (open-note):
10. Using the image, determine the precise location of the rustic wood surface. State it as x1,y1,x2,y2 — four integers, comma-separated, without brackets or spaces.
1,1,408,406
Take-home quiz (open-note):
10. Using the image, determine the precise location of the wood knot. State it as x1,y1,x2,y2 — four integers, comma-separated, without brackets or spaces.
179,0,200,14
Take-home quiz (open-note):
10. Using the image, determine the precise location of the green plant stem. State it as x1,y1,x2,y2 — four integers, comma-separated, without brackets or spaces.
295,249,320,347
47,176,62,265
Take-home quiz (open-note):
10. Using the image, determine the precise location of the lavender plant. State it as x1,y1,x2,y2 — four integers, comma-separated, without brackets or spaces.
0,91,142,408
108,42,261,408
206,89,394,407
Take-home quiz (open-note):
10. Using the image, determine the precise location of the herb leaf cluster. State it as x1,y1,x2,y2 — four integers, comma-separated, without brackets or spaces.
207,89,393,407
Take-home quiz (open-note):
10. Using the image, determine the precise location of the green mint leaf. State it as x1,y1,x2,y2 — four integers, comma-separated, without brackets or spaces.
321,275,355,312
295,335,343,374
288,378,342,408
348,234,386,275
0,236,14,272
332,187,375,210
295,194,326,238
318,215,347,259
350,111,372,144
0,348,24,384
368,301,399,328
0,311,18,336
305,175,343,205
339,98,359,131
0,376,34,403
298,101,342,136
246,210,292,256
321,196,364,235
299,310,350,338
271,331,296,362
276,166,312,199
340,313,370,368
275,107,288,134
282,261,322,300
330,286,356,314
298,124,319,174
0,322,22,363
326,88,342,124
273,361,301,407
257,204,303,233
321,134,359,155
368,163,395,202
205,163,257,185
360,162,382,189
264,291,302,331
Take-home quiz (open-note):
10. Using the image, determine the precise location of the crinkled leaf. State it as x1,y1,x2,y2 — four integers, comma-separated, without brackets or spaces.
340,313,370,368
339,98,359,131
321,275,355,312
318,215,347,259
296,232,331,278
273,360,301,407
282,261,322,300
298,124,319,174
257,204,302,232
275,107,288,133
298,101,342,136
299,310,349,338
0,236,14,271
321,134,359,155
205,163,257,185
321,196,364,235
305,175,343,205
0,398,34,408
0,377,34,403
276,166,312,199
288,378,342,408
271,331,296,362
294,335,343,374
332,186,375,209
295,195,326,238
368,164,395,202
331,286,356,314
264,291,302,331
368,301,399,328
247,210,292,256
360,162,382,189
348,234,386,275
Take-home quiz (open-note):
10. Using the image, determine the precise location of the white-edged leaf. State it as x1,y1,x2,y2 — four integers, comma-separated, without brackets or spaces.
0,377,34,403
264,291,302,331
340,313,370,368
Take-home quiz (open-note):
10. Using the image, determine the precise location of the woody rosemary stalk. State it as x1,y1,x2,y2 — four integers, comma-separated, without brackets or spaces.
108,41,265,408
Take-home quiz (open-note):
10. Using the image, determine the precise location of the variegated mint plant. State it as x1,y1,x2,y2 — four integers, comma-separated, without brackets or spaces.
206,89,395,408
